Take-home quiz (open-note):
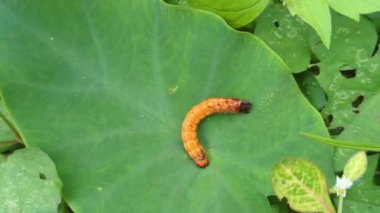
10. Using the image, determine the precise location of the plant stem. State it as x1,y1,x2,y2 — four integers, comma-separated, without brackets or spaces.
0,111,22,141
0,139,21,148
337,195,344,213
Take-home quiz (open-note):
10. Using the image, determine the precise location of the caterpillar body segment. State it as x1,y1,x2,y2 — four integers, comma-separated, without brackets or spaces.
181,98,252,168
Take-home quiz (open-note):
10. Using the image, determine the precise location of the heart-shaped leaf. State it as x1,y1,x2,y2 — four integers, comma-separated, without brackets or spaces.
0,0,334,211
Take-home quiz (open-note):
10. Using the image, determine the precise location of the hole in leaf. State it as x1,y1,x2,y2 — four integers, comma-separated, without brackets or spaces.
339,65,357,78
309,65,320,76
324,115,333,127
267,195,291,211
39,172,47,180
352,95,364,108
273,20,280,28
329,126,345,136
335,171,343,177
353,109,359,114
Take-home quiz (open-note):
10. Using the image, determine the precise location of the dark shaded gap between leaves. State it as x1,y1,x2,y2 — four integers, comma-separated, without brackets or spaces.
374,155,380,186
329,126,345,136
162,0,179,5
335,171,343,177
324,114,333,127
309,65,320,76
339,67,357,78
293,70,328,112
309,56,321,76
58,200,75,213
371,36,379,57
1,143,25,156
266,195,295,212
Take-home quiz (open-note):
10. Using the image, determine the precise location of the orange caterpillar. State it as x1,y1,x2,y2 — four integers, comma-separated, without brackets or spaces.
181,98,252,168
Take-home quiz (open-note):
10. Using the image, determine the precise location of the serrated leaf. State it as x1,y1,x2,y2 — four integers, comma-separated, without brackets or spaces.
330,0,380,21
187,0,270,28
283,0,331,48
0,148,62,212
271,158,336,213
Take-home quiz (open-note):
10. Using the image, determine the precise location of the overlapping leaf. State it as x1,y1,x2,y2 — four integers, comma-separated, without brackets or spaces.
330,0,380,21
271,158,335,213
0,148,62,212
187,0,270,28
283,0,331,47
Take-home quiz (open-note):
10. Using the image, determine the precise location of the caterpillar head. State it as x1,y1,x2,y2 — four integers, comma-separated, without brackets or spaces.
195,153,209,168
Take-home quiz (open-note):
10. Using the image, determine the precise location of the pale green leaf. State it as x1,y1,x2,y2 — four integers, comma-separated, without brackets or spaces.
271,158,336,213
343,151,367,182
330,0,380,21
342,154,380,212
0,148,62,213
283,0,331,47
187,0,270,28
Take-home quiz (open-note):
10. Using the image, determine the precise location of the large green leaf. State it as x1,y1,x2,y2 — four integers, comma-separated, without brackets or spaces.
0,148,62,212
0,0,334,212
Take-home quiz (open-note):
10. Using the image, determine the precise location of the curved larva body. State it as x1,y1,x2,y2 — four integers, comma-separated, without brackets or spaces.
181,98,252,168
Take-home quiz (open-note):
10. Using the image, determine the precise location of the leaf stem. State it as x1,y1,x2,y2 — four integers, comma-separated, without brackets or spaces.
337,195,344,213
0,111,22,142
0,139,21,148
300,132,380,151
